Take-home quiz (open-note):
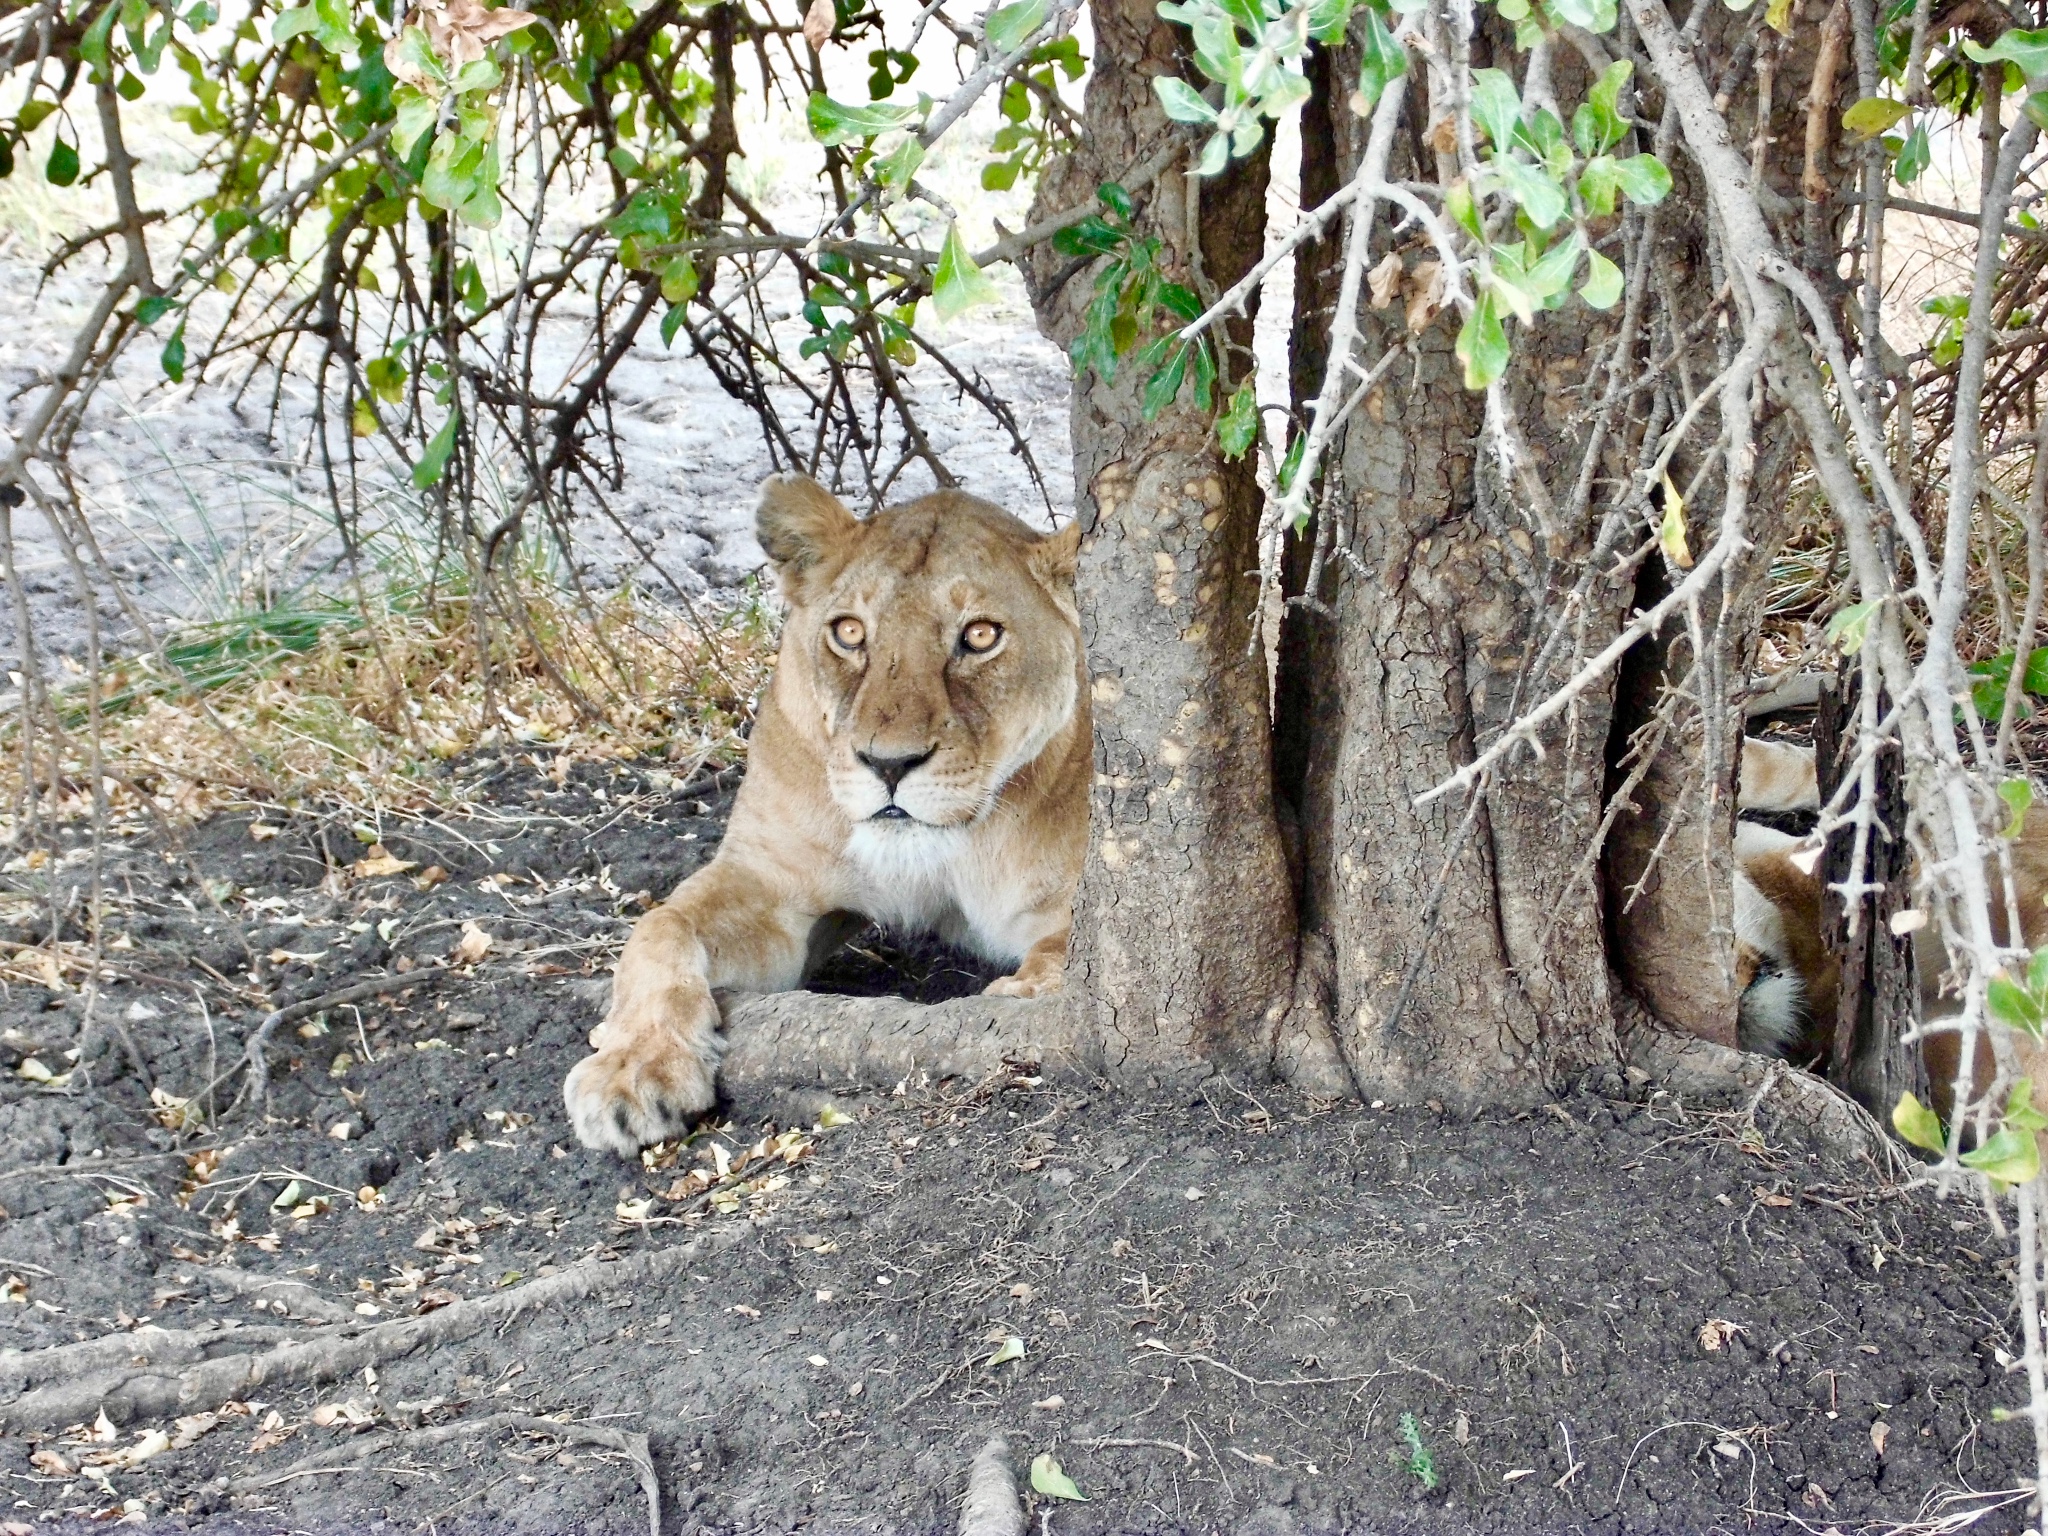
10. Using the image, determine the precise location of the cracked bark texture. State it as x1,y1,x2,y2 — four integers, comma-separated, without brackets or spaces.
1025,0,1302,1084
1276,50,1642,1103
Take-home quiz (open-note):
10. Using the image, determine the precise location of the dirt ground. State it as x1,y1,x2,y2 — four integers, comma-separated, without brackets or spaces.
0,757,2036,1535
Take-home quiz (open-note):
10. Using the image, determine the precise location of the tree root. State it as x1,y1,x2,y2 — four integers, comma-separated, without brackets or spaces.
719,990,1097,1093
1623,1020,1899,1170
0,1223,752,1435
193,1267,364,1324
230,1412,660,1536
0,1324,306,1399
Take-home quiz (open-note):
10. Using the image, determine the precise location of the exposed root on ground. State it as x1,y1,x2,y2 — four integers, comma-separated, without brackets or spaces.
719,991,1091,1094
230,1412,661,1536
0,1224,752,1435
1623,1021,1895,1170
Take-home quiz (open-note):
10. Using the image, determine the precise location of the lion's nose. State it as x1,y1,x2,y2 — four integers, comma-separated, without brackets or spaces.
856,747,936,794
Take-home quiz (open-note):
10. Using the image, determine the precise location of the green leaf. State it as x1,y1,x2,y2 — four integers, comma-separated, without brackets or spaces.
134,294,176,325
1154,77,1218,124
660,254,698,305
1965,26,2048,81
412,409,460,489
1613,153,1672,205
1517,232,1581,304
1276,429,1306,497
79,1,117,66
1825,599,1879,655
1099,182,1134,221
1765,0,1791,33
661,303,689,348
2007,1079,2048,1136
2032,947,2048,996
985,0,1046,56
1894,123,1930,186
1842,96,1912,138
1892,1091,1946,1154
159,320,186,383
392,88,439,159
1583,60,1632,153
1579,154,1622,217
872,134,925,193
807,93,920,146
1030,1453,1086,1501
1549,0,1616,32
1658,472,1693,569
350,396,378,437
0,137,13,181
1990,976,2046,1038
271,5,317,41
1306,0,1357,43
1456,288,1510,390
1469,69,1523,156
608,191,674,242
1580,247,1623,309
931,222,1000,322
1355,7,1408,110
2025,91,2048,133
1217,379,1258,459
45,137,79,187
2003,779,2034,838
1141,344,1189,420
1494,158,1568,230
1962,1125,2040,1186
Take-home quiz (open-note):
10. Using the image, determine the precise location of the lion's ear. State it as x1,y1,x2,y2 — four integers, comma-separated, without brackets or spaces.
1030,519,1082,588
757,474,858,597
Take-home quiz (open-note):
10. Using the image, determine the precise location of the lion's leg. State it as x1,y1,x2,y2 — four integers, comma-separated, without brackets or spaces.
565,857,812,1155
985,926,1068,999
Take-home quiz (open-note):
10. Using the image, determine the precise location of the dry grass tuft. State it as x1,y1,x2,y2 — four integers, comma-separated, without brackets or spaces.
2,571,776,838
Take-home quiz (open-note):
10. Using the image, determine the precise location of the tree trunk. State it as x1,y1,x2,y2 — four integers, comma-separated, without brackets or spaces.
1025,0,1303,1084
1271,55,1627,1105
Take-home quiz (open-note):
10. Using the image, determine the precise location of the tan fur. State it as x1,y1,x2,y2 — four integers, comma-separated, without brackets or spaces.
1732,739,2048,1134
563,476,1090,1155
1919,817,2048,1130
1738,736,1820,814
1734,846,1839,1061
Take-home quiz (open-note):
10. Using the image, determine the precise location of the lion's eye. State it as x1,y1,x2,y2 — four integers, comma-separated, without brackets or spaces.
830,617,866,650
961,620,1002,654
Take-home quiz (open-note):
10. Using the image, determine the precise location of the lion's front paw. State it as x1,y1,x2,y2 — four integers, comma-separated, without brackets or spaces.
564,1024,722,1157
985,969,1062,999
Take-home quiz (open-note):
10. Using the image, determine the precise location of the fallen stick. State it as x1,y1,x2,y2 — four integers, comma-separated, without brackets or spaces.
0,1223,748,1435
230,1411,661,1536
233,965,452,1112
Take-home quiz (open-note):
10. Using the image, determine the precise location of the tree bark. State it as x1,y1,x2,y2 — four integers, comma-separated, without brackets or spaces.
1274,53,1633,1105
1814,668,1921,1111
1025,0,1304,1086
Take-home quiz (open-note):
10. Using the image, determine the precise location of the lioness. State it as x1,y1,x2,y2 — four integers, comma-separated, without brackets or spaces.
565,475,1089,1155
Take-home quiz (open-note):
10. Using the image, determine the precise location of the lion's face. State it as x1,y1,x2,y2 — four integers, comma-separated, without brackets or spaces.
757,476,1084,832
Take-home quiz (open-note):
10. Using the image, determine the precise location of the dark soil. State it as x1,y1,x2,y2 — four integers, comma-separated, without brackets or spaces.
0,755,2034,1534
